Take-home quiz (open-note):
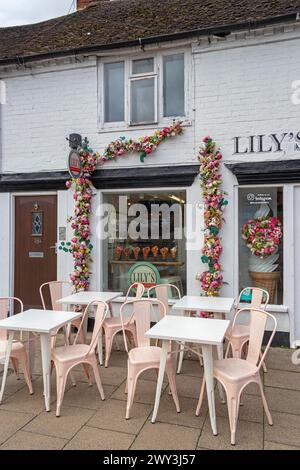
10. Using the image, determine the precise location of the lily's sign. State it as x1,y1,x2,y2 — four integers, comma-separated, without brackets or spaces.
233,132,300,155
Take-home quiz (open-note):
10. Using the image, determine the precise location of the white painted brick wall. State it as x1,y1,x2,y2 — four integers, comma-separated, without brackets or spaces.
2,32,300,173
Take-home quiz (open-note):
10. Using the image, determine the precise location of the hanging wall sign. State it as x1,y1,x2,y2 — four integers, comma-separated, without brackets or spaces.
233,132,300,155
68,150,83,178
128,262,160,289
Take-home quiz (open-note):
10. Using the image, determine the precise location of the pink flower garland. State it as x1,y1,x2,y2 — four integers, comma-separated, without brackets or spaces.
198,136,228,316
242,217,282,258
66,122,183,292
101,121,183,164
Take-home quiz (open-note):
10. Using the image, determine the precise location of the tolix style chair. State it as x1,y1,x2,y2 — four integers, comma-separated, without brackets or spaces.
196,307,277,445
40,281,84,347
0,297,33,400
225,287,269,372
52,300,109,417
120,298,180,420
101,283,145,368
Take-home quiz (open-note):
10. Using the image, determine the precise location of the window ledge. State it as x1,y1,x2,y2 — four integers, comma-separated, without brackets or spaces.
238,303,289,313
97,119,192,134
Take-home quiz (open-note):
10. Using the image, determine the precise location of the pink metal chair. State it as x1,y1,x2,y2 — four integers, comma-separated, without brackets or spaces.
120,298,180,420
225,287,269,372
52,300,109,417
101,283,145,368
40,281,84,346
0,297,33,395
147,284,181,316
148,284,204,374
196,307,277,445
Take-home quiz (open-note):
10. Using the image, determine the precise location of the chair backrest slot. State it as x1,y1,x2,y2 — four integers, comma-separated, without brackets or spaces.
0,297,23,341
232,307,277,369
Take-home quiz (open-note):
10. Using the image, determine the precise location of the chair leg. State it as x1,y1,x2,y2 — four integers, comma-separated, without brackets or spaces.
55,366,68,417
196,377,206,416
231,339,244,359
126,366,138,420
18,354,34,395
226,387,241,446
225,341,231,358
98,331,104,366
78,327,86,345
260,350,268,373
176,341,185,374
257,378,273,425
11,357,20,380
165,362,180,413
82,363,93,386
104,331,114,368
90,357,105,400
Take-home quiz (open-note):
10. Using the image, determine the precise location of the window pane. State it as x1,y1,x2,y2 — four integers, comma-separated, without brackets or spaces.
103,191,186,297
32,212,43,236
132,58,154,74
163,54,185,117
238,187,283,305
131,78,155,124
104,62,124,122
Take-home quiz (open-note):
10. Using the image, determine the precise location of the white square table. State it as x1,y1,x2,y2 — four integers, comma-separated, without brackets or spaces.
0,309,82,411
146,315,230,436
57,291,123,308
172,295,235,318
172,295,235,400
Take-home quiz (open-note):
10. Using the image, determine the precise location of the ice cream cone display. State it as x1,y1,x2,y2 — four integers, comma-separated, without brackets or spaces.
133,246,141,260
151,245,159,259
142,246,151,260
160,247,169,260
170,246,177,259
123,246,131,260
115,245,123,260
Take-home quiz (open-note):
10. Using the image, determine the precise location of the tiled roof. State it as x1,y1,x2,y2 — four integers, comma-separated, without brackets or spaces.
1,0,300,64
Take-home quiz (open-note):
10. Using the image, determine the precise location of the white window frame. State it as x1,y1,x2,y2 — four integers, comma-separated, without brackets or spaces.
98,49,191,131
158,50,189,124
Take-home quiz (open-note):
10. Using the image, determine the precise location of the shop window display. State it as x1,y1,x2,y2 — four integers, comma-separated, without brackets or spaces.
238,187,283,305
102,191,186,296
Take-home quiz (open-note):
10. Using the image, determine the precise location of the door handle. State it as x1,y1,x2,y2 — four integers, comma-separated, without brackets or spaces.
50,244,58,254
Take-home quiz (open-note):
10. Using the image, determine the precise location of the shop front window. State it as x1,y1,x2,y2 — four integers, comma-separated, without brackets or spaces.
238,187,283,305
102,190,186,297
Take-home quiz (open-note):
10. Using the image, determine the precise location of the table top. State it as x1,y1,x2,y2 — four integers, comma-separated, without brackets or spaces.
145,315,230,345
57,291,123,306
172,296,235,314
0,309,82,334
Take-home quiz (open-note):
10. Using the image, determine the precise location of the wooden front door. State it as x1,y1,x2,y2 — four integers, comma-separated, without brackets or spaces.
14,195,57,309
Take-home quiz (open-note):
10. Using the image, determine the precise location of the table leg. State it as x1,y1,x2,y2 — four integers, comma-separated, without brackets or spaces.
176,342,185,374
151,339,169,423
202,344,218,436
63,326,76,387
40,333,52,412
28,332,36,377
0,331,14,404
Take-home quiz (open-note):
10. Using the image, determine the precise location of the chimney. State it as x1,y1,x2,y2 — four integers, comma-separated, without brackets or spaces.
77,1,104,10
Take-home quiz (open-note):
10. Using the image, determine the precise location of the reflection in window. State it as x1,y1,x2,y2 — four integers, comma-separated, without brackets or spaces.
163,54,185,117
102,191,186,297
131,78,155,124
132,58,154,75
238,187,283,305
104,61,125,123
32,212,43,236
